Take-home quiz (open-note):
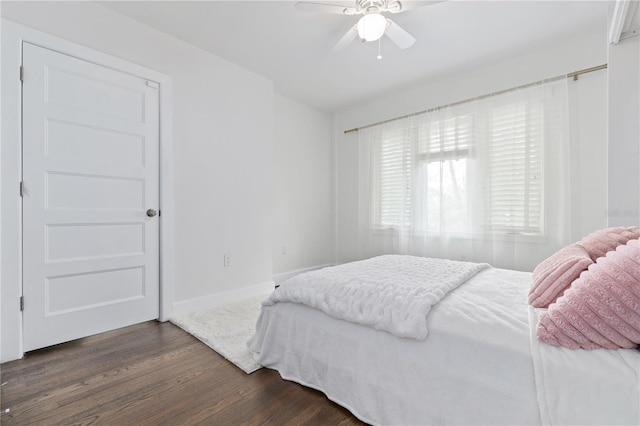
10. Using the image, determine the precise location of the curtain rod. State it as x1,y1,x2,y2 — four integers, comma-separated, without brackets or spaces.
343,63,608,135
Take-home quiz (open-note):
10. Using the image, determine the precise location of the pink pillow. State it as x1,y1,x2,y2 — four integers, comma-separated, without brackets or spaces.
578,226,640,262
537,238,640,350
529,244,593,308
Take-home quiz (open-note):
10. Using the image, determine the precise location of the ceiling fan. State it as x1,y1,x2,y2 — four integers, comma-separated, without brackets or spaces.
295,0,439,52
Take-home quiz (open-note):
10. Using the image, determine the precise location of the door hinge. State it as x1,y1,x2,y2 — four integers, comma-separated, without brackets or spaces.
19,66,24,82
19,181,24,197
20,296,24,312
146,80,159,89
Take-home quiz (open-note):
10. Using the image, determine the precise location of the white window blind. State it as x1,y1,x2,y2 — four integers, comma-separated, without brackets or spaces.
372,127,413,227
483,101,544,234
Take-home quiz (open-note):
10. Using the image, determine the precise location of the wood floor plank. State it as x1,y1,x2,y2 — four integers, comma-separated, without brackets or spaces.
1,321,365,425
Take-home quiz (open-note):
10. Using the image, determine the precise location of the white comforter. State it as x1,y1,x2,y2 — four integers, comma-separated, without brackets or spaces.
251,267,541,425
264,255,490,340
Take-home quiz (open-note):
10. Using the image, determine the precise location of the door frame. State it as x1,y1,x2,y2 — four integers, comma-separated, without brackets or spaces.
1,20,175,362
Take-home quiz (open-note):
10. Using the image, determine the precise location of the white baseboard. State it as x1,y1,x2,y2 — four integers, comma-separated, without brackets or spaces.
172,281,275,317
273,263,334,286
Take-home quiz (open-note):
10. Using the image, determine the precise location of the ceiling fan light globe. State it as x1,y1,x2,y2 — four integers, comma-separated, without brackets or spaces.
357,13,387,41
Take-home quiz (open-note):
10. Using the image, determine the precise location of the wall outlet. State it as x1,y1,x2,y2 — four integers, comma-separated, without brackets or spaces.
223,252,231,267
281,246,287,255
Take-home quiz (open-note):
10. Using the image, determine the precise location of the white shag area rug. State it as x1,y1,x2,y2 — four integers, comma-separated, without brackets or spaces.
170,295,267,374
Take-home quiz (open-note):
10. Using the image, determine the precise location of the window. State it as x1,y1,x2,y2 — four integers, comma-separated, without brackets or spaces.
368,87,551,237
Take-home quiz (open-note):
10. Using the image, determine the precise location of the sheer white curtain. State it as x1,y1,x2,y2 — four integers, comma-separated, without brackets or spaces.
358,79,570,271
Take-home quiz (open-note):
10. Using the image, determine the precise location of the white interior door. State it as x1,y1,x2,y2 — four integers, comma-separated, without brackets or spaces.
22,42,160,351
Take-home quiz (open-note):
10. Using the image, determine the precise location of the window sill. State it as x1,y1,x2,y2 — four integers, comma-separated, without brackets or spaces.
368,227,548,244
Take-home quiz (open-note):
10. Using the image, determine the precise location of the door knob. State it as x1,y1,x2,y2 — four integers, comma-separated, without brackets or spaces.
146,209,158,217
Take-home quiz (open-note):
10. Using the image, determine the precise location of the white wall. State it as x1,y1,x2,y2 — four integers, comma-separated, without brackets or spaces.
334,31,609,269
607,6,640,227
1,1,275,361
568,70,609,240
273,95,334,282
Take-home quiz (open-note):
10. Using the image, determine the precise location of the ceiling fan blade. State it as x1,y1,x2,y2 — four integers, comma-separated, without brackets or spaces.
331,24,359,51
388,0,444,13
295,2,358,15
385,19,416,49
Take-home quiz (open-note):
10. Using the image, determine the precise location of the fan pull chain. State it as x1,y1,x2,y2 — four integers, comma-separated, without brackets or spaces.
377,38,382,60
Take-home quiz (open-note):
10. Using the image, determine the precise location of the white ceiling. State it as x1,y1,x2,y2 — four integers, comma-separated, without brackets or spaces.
99,0,609,112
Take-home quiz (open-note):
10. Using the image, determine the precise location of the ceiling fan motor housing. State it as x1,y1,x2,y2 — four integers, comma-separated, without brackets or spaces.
357,0,402,14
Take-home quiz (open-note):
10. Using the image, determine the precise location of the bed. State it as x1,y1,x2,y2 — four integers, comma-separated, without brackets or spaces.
248,254,640,425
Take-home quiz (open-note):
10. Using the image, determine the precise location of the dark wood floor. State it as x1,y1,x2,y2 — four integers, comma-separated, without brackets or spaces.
0,321,364,425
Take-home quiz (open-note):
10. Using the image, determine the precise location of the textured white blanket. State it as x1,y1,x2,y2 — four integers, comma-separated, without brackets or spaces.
264,255,490,340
